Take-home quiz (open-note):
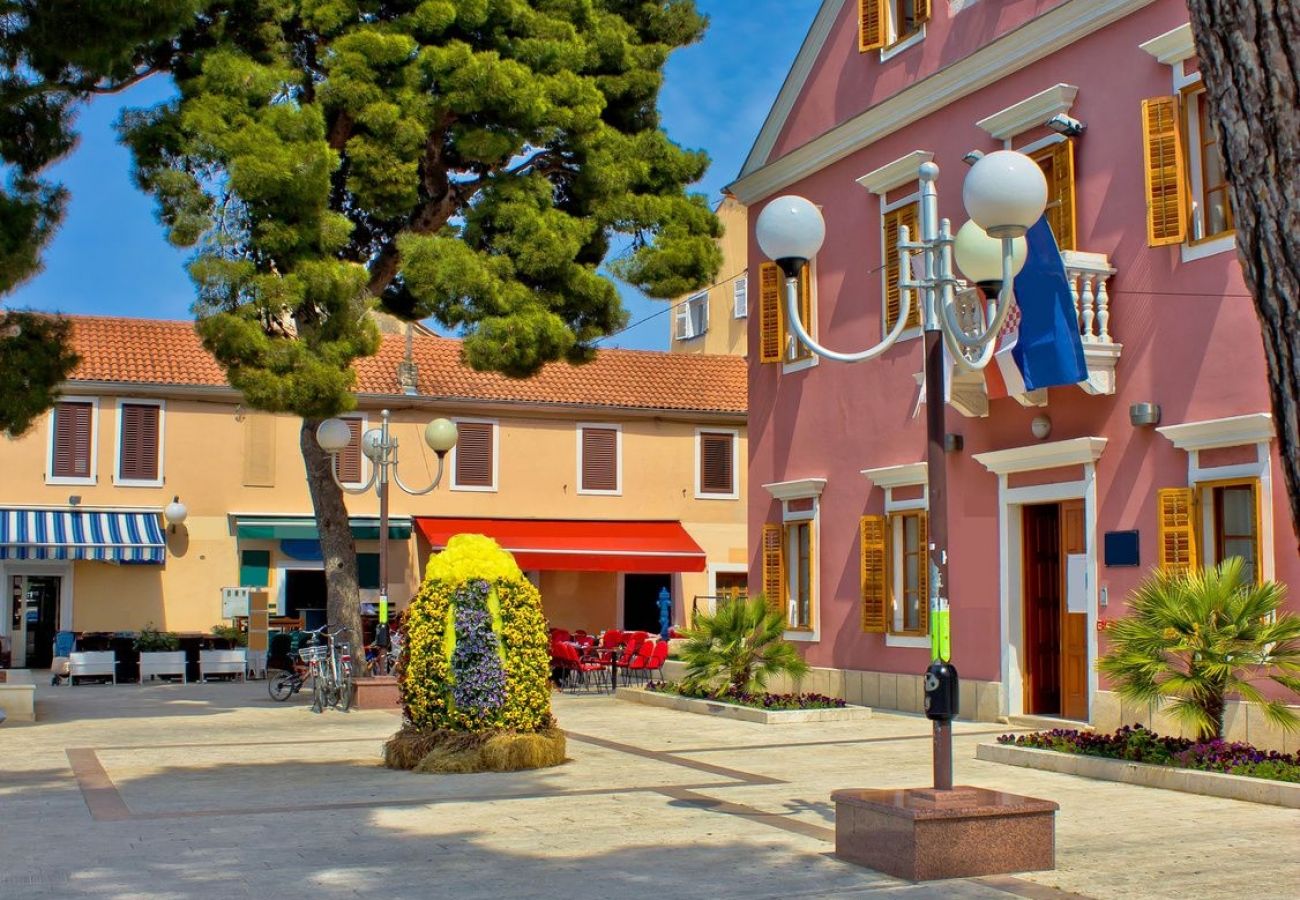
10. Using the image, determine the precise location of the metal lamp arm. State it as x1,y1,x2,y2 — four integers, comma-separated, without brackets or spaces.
937,237,1018,352
328,458,379,495
390,447,448,496
783,268,910,364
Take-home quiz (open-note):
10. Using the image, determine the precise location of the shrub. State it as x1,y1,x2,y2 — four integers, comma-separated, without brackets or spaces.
210,623,246,647
134,623,180,652
1097,559,1300,740
678,594,809,695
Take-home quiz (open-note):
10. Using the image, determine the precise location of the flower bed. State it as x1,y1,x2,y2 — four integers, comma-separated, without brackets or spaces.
997,725,1300,783
645,681,846,711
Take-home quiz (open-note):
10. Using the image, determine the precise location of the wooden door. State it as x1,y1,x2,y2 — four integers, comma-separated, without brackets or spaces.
1060,499,1089,721
1022,505,1061,715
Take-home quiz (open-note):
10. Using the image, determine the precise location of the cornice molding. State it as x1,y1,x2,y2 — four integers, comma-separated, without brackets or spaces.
973,437,1108,476
860,462,927,488
1139,23,1195,65
856,151,934,194
976,83,1079,142
1156,413,1274,451
762,477,828,501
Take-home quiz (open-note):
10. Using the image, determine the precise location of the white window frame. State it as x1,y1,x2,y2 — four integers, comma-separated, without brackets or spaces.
879,1,927,62
113,398,166,488
576,422,622,496
675,291,709,341
45,395,100,487
732,275,748,318
762,477,826,642
335,414,369,489
450,416,499,493
694,427,740,501
783,258,819,375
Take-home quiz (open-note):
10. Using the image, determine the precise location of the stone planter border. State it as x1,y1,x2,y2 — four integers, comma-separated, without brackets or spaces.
976,742,1300,809
615,686,872,724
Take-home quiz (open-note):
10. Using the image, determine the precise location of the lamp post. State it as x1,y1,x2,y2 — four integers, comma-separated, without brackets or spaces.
316,410,458,642
755,151,1047,793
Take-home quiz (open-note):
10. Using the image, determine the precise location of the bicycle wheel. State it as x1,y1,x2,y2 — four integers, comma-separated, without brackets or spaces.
267,670,295,702
311,668,326,714
338,662,354,713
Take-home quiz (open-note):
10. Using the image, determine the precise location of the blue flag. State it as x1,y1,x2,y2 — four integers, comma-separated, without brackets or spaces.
1010,217,1088,391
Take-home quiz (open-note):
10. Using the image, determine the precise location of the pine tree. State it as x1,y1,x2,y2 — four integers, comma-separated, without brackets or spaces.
122,1,722,639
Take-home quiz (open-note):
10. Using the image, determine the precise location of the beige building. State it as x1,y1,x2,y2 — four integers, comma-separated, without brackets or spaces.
669,194,749,357
0,316,746,668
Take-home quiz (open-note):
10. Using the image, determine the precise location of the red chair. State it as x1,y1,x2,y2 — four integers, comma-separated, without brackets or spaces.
647,641,669,681
555,642,607,693
625,639,656,684
551,628,572,643
600,630,624,649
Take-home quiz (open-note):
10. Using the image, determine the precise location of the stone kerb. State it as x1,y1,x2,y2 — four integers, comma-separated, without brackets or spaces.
615,686,872,724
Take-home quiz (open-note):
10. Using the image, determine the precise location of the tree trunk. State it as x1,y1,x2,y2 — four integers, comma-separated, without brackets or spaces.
1186,2,1300,550
299,419,361,643
1202,688,1227,742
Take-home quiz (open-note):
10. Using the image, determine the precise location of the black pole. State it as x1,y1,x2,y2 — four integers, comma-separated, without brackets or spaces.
923,325,954,792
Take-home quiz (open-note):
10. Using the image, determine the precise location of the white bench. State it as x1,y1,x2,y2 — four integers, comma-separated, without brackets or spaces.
200,649,247,682
138,651,188,683
68,651,117,685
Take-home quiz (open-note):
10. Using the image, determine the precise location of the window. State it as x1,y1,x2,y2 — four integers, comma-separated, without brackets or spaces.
116,400,163,484
1158,481,1261,583
733,275,748,318
1141,87,1234,248
675,292,709,341
334,417,364,486
1031,141,1076,251
48,399,95,483
696,429,737,499
1184,87,1234,241
1209,482,1258,581
861,511,929,636
859,0,930,53
578,425,620,494
758,261,813,365
787,521,813,630
883,201,920,332
452,419,496,490
762,478,824,639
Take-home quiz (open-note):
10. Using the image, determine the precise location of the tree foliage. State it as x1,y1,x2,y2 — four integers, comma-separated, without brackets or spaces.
1097,559,1300,741
678,595,810,695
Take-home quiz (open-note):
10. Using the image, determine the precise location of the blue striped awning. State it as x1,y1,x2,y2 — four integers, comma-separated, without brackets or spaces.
0,508,166,564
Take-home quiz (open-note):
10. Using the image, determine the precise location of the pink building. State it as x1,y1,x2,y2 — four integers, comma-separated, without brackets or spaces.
730,0,1297,740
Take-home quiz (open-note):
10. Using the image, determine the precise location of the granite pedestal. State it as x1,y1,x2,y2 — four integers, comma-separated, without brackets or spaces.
352,675,400,711
832,786,1057,881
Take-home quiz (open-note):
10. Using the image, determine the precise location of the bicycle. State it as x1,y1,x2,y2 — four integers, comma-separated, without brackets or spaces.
310,626,354,713
267,625,328,702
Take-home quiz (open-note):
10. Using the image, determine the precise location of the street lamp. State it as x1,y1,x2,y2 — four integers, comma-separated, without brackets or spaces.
316,409,457,643
755,150,1047,793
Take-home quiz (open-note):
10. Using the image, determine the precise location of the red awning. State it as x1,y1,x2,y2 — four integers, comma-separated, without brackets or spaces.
413,517,707,573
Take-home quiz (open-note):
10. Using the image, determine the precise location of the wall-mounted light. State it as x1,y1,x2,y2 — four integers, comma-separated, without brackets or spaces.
1031,415,1052,440
1045,113,1086,137
961,150,985,166
67,495,81,507
943,433,964,453
164,496,188,533
1129,402,1161,427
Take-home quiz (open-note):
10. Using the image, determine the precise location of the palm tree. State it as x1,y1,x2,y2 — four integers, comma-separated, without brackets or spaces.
1098,558,1300,741
678,595,809,695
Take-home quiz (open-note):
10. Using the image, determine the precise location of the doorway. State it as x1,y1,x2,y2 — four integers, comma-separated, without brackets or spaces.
284,569,328,630
12,575,62,669
623,573,672,633
1021,500,1087,719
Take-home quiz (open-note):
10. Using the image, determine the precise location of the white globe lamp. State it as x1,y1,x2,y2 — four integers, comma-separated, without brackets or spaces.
163,496,188,534
953,220,1028,289
316,418,352,453
424,418,458,455
755,195,826,273
962,150,1048,238
361,428,386,461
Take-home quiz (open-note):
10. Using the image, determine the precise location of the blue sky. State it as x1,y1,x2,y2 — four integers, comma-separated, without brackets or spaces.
6,1,818,351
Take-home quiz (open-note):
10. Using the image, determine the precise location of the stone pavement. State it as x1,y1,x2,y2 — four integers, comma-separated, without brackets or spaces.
1,681,1296,899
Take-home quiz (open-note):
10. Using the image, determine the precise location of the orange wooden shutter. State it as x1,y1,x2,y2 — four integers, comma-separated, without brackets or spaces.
762,523,785,614
860,515,887,633
758,262,782,363
581,427,618,491
916,511,930,635
915,0,932,25
884,202,919,331
1157,487,1198,575
454,421,494,487
859,0,886,52
1141,96,1188,247
334,417,363,484
1034,141,1076,251
698,431,734,494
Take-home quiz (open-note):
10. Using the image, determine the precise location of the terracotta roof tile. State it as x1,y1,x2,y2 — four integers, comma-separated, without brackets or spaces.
65,315,746,415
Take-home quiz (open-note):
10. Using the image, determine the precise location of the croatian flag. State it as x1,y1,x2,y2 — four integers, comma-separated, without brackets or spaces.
986,217,1089,398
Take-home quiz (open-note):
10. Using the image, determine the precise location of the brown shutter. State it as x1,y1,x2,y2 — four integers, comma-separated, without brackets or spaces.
53,402,93,479
118,403,160,481
914,0,932,25
1141,96,1188,247
859,0,886,51
1157,487,1198,574
884,202,920,331
699,431,735,495
860,515,887,632
758,262,783,363
242,413,276,487
334,418,363,484
916,511,930,635
1034,140,1076,251
454,421,494,487
762,523,785,614
580,427,618,492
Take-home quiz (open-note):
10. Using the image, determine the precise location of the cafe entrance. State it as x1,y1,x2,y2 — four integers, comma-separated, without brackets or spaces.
9,573,64,669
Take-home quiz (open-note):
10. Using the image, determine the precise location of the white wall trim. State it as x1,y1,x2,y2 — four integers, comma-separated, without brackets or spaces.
861,462,927,489
1138,22,1195,64
44,395,100,486
1180,233,1236,263
762,477,827,502
1156,412,1274,451
276,559,323,618
694,427,741,500
856,151,934,194
1182,440,1277,583
973,436,1107,476
575,422,623,496
112,398,166,488
976,83,1079,142
450,416,500,493
730,0,1158,203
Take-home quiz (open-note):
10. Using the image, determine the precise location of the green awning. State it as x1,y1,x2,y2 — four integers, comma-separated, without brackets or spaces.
233,515,412,542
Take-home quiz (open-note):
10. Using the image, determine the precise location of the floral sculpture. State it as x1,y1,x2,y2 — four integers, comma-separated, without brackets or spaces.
385,534,562,773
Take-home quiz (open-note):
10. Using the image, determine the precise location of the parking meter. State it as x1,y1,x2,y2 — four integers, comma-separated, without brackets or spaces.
923,660,959,720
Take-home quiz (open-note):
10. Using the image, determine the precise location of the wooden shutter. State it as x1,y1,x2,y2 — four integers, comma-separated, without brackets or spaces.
859,0,886,51
1157,487,1198,575
915,0,932,25
581,427,618,492
758,262,783,363
762,523,785,614
1034,141,1076,251
789,265,813,361
915,511,930,635
334,417,363,484
884,203,920,331
242,413,276,487
52,401,93,478
454,421,494,487
118,403,160,481
860,515,887,633
1141,96,1188,247
699,431,734,494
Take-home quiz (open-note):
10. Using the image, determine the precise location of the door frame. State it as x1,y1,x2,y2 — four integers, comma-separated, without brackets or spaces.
2,561,74,667
275,560,323,617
